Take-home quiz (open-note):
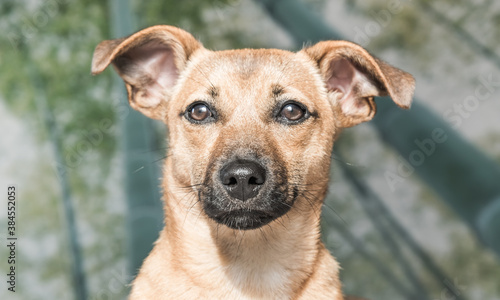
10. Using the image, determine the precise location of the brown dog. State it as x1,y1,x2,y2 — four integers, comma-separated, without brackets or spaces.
92,25,414,299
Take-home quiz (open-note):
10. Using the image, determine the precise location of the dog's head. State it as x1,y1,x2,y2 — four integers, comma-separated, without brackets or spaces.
92,25,414,230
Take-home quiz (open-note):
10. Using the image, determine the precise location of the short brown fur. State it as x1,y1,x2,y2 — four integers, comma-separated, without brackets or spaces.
92,25,414,299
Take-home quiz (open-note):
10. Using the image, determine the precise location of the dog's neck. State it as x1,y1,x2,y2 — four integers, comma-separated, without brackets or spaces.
159,164,327,298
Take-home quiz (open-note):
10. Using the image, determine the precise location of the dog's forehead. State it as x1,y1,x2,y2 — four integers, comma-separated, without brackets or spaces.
211,49,300,77
179,48,325,104
205,49,304,76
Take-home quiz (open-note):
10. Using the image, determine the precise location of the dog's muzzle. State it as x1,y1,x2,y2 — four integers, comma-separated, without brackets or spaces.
201,158,292,230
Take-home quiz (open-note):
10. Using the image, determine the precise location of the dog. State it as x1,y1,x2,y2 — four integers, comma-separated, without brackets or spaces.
91,25,414,299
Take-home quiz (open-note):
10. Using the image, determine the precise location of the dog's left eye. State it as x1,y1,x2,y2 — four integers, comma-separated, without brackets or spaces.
185,102,215,123
277,102,308,123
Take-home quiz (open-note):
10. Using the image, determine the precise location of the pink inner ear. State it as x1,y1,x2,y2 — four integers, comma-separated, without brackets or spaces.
127,42,179,90
115,41,180,109
326,58,378,117
327,58,355,95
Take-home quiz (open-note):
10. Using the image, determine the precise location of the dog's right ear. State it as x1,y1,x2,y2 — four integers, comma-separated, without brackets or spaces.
91,25,204,120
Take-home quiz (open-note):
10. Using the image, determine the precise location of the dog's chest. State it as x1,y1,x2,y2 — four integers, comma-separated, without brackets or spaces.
222,261,294,299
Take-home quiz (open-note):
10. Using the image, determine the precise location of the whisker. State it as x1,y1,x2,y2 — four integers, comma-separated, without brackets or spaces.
274,216,288,230
331,152,365,168
130,154,171,174
177,183,206,190
136,146,169,154
192,63,217,91
151,155,170,164
133,166,144,173
265,223,276,238
301,193,321,219
236,230,246,255
258,228,269,243
193,206,205,226
181,194,199,228
216,223,220,241
322,201,348,227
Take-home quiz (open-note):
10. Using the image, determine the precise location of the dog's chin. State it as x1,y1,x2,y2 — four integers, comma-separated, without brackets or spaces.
210,209,279,230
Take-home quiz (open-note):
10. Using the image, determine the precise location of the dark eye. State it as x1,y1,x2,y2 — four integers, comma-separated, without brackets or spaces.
186,102,214,123
279,102,307,122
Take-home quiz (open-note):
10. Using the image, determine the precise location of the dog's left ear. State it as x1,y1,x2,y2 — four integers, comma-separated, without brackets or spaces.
303,41,415,128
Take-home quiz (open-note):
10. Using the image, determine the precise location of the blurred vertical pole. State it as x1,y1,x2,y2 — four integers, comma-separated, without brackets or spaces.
337,155,465,300
255,0,500,259
322,208,422,299
31,69,88,300
108,0,164,277
372,99,500,258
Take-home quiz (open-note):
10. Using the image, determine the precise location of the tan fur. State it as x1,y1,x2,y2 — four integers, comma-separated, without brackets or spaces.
91,25,414,299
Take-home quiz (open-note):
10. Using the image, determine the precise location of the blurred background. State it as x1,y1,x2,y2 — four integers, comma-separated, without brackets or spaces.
1,0,500,299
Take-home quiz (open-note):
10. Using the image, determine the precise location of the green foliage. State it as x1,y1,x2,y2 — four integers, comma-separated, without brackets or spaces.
1,0,116,165
0,1,126,298
131,0,272,49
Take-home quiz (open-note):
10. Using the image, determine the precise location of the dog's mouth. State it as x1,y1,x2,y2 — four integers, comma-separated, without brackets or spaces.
202,189,293,230
200,157,294,230
211,209,277,230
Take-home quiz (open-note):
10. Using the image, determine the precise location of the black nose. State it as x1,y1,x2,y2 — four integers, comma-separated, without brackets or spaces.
219,160,266,201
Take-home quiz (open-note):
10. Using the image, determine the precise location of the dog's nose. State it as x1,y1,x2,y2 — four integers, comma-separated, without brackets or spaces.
219,160,266,201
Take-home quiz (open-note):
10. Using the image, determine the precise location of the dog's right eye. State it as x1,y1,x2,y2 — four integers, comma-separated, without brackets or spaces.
185,102,215,123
